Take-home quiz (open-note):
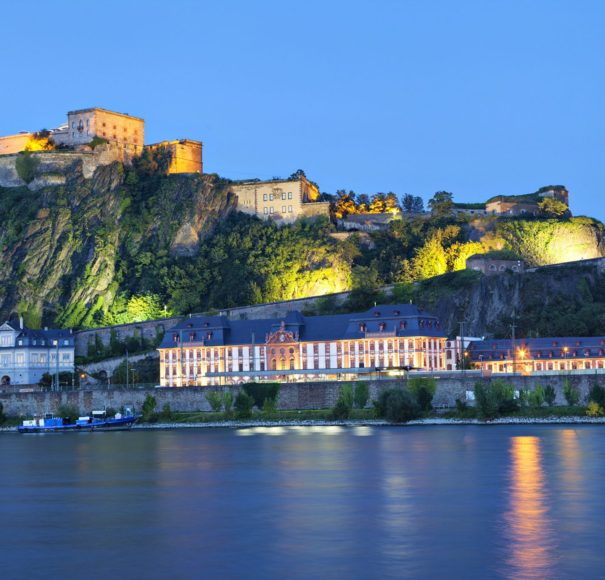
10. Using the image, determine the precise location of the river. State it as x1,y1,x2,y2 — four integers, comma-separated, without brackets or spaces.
1,425,604,579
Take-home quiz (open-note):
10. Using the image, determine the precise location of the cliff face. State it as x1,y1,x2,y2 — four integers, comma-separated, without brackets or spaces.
0,161,235,327
414,263,605,338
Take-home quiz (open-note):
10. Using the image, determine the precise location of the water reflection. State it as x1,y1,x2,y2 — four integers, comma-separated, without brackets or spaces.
504,436,557,579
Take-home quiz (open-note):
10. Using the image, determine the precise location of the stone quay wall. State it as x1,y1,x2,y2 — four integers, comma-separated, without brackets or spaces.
0,372,597,417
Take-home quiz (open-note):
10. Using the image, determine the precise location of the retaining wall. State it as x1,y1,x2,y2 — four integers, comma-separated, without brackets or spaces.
0,372,595,417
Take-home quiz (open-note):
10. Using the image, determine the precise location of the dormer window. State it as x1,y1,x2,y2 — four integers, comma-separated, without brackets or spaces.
359,323,366,332
393,310,400,316
379,322,386,331
207,331,213,340
374,311,381,317
399,321,407,329
172,334,179,342
204,322,209,327
189,332,196,341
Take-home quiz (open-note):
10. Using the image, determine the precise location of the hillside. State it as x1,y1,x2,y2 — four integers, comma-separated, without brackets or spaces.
1,158,604,334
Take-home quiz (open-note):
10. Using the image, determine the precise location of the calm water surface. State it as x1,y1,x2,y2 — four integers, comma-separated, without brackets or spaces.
1,425,605,579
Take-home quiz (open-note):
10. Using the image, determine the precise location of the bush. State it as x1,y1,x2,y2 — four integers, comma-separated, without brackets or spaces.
543,385,557,407
234,392,254,419
160,403,172,421
57,404,80,422
588,384,605,408
374,388,420,423
563,380,580,406
243,382,280,409
528,385,545,408
222,391,234,418
353,382,369,409
474,380,518,420
142,394,157,422
586,401,604,417
205,391,223,413
0,401,5,424
408,377,437,412
15,151,40,183
330,384,354,420
262,398,276,416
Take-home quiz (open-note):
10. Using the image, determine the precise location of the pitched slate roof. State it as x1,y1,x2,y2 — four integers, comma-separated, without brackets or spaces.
160,304,446,348
0,321,74,348
468,336,605,360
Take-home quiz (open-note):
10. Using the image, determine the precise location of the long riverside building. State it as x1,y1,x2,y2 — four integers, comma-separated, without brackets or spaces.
468,336,605,374
158,304,447,386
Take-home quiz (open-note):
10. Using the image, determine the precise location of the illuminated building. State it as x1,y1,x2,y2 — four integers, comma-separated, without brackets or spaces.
230,175,330,224
146,139,203,174
469,336,605,374
0,319,74,386
158,304,447,386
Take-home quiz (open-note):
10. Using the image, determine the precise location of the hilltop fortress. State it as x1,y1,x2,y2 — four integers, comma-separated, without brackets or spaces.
0,107,203,189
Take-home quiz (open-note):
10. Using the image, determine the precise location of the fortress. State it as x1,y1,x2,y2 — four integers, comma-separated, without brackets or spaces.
0,107,203,189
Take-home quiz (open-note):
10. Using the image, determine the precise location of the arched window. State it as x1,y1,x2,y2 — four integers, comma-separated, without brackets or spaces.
289,357,295,370
271,359,277,370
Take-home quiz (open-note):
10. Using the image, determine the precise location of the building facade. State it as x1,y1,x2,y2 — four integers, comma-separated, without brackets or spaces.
0,320,75,386
0,132,33,155
51,108,145,159
468,336,605,375
466,255,525,275
146,139,203,174
230,176,330,224
158,304,447,386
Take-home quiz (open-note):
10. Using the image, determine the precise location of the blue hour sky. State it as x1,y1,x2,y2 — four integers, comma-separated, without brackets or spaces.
2,0,604,219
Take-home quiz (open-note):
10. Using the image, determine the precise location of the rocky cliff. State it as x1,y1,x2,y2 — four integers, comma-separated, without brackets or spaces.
0,161,235,327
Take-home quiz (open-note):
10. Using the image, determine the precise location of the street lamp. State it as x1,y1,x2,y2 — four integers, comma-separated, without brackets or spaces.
562,346,569,371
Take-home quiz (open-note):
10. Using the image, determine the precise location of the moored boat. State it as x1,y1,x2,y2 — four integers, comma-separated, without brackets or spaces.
18,410,141,433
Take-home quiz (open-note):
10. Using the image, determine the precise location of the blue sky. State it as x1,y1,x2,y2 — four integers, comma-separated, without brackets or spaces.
2,0,603,218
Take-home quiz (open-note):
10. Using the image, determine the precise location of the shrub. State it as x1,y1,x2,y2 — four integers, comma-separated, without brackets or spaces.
330,384,354,419
0,401,5,424
262,398,276,416
474,380,518,420
543,385,557,407
160,403,172,421
408,377,437,412
234,392,254,419
528,385,545,408
586,401,604,417
374,388,420,423
243,382,280,409
588,384,605,408
222,391,234,418
142,394,157,422
353,382,369,409
15,151,40,183
57,404,80,422
205,391,223,413
563,380,580,406
455,398,468,412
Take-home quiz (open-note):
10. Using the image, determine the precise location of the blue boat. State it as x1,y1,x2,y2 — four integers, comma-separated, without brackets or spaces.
18,410,141,433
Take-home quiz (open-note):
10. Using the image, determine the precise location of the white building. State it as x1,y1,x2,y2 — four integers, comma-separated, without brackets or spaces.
0,320,75,386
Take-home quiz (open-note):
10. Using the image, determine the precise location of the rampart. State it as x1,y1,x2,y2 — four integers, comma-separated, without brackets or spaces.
0,372,595,417
0,145,124,189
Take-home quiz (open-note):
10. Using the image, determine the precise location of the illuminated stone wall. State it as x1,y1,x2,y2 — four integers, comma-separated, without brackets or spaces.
147,139,203,174
0,133,33,155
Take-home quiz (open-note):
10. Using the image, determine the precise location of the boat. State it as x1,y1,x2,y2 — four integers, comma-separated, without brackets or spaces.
18,409,141,433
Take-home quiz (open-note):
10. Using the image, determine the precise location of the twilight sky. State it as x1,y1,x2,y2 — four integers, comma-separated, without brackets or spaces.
2,0,603,219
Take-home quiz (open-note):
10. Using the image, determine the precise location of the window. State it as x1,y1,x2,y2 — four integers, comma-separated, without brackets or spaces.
282,206,286,213
0,335,10,346
102,132,106,137
288,206,293,213
61,353,71,361
281,193,286,200
270,207,274,214
263,194,268,201
264,207,269,215
102,122,106,127
269,194,274,201
288,192,292,199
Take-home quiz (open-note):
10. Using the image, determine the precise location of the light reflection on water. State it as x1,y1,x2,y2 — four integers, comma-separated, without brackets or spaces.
503,436,558,579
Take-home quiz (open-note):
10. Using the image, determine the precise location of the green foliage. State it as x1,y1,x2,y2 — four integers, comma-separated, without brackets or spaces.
110,356,159,385
39,371,73,388
543,385,557,406
222,391,234,418
142,394,157,422
57,403,80,421
474,380,518,420
234,391,254,419
330,383,354,419
586,401,604,417
588,384,605,408
160,403,173,420
527,385,545,407
102,293,169,326
407,377,437,412
262,397,277,415
538,197,569,218
15,151,40,183
0,401,5,425
88,136,109,149
563,380,580,406
242,382,280,409
428,191,454,217
374,387,421,423
353,382,369,409
205,391,223,412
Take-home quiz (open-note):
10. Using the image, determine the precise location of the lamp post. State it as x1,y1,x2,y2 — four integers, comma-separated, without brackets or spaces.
562,346,569,373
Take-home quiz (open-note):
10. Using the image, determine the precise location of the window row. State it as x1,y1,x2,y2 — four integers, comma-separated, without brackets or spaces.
263,192,293,201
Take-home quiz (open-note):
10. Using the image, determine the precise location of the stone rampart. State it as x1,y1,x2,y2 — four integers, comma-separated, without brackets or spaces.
0,372,596,417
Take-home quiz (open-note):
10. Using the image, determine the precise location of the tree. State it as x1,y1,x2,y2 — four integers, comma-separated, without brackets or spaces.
289,169,306,180
205,391,223,412
411,234,447,279
374,388,420,423
385,192,401,213
563,380,580,406
408,377,437,412
357,193,370,213
428,191,454,217
401,194,424,214
538,197,570,218
333,190,357,218
142,394,157,422
234,391,254,419
354,382,370,408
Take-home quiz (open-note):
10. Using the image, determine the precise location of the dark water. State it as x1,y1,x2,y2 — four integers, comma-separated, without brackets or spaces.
2,425,605,579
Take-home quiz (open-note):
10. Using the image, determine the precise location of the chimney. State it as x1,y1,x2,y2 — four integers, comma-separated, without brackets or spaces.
19,315,23,330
